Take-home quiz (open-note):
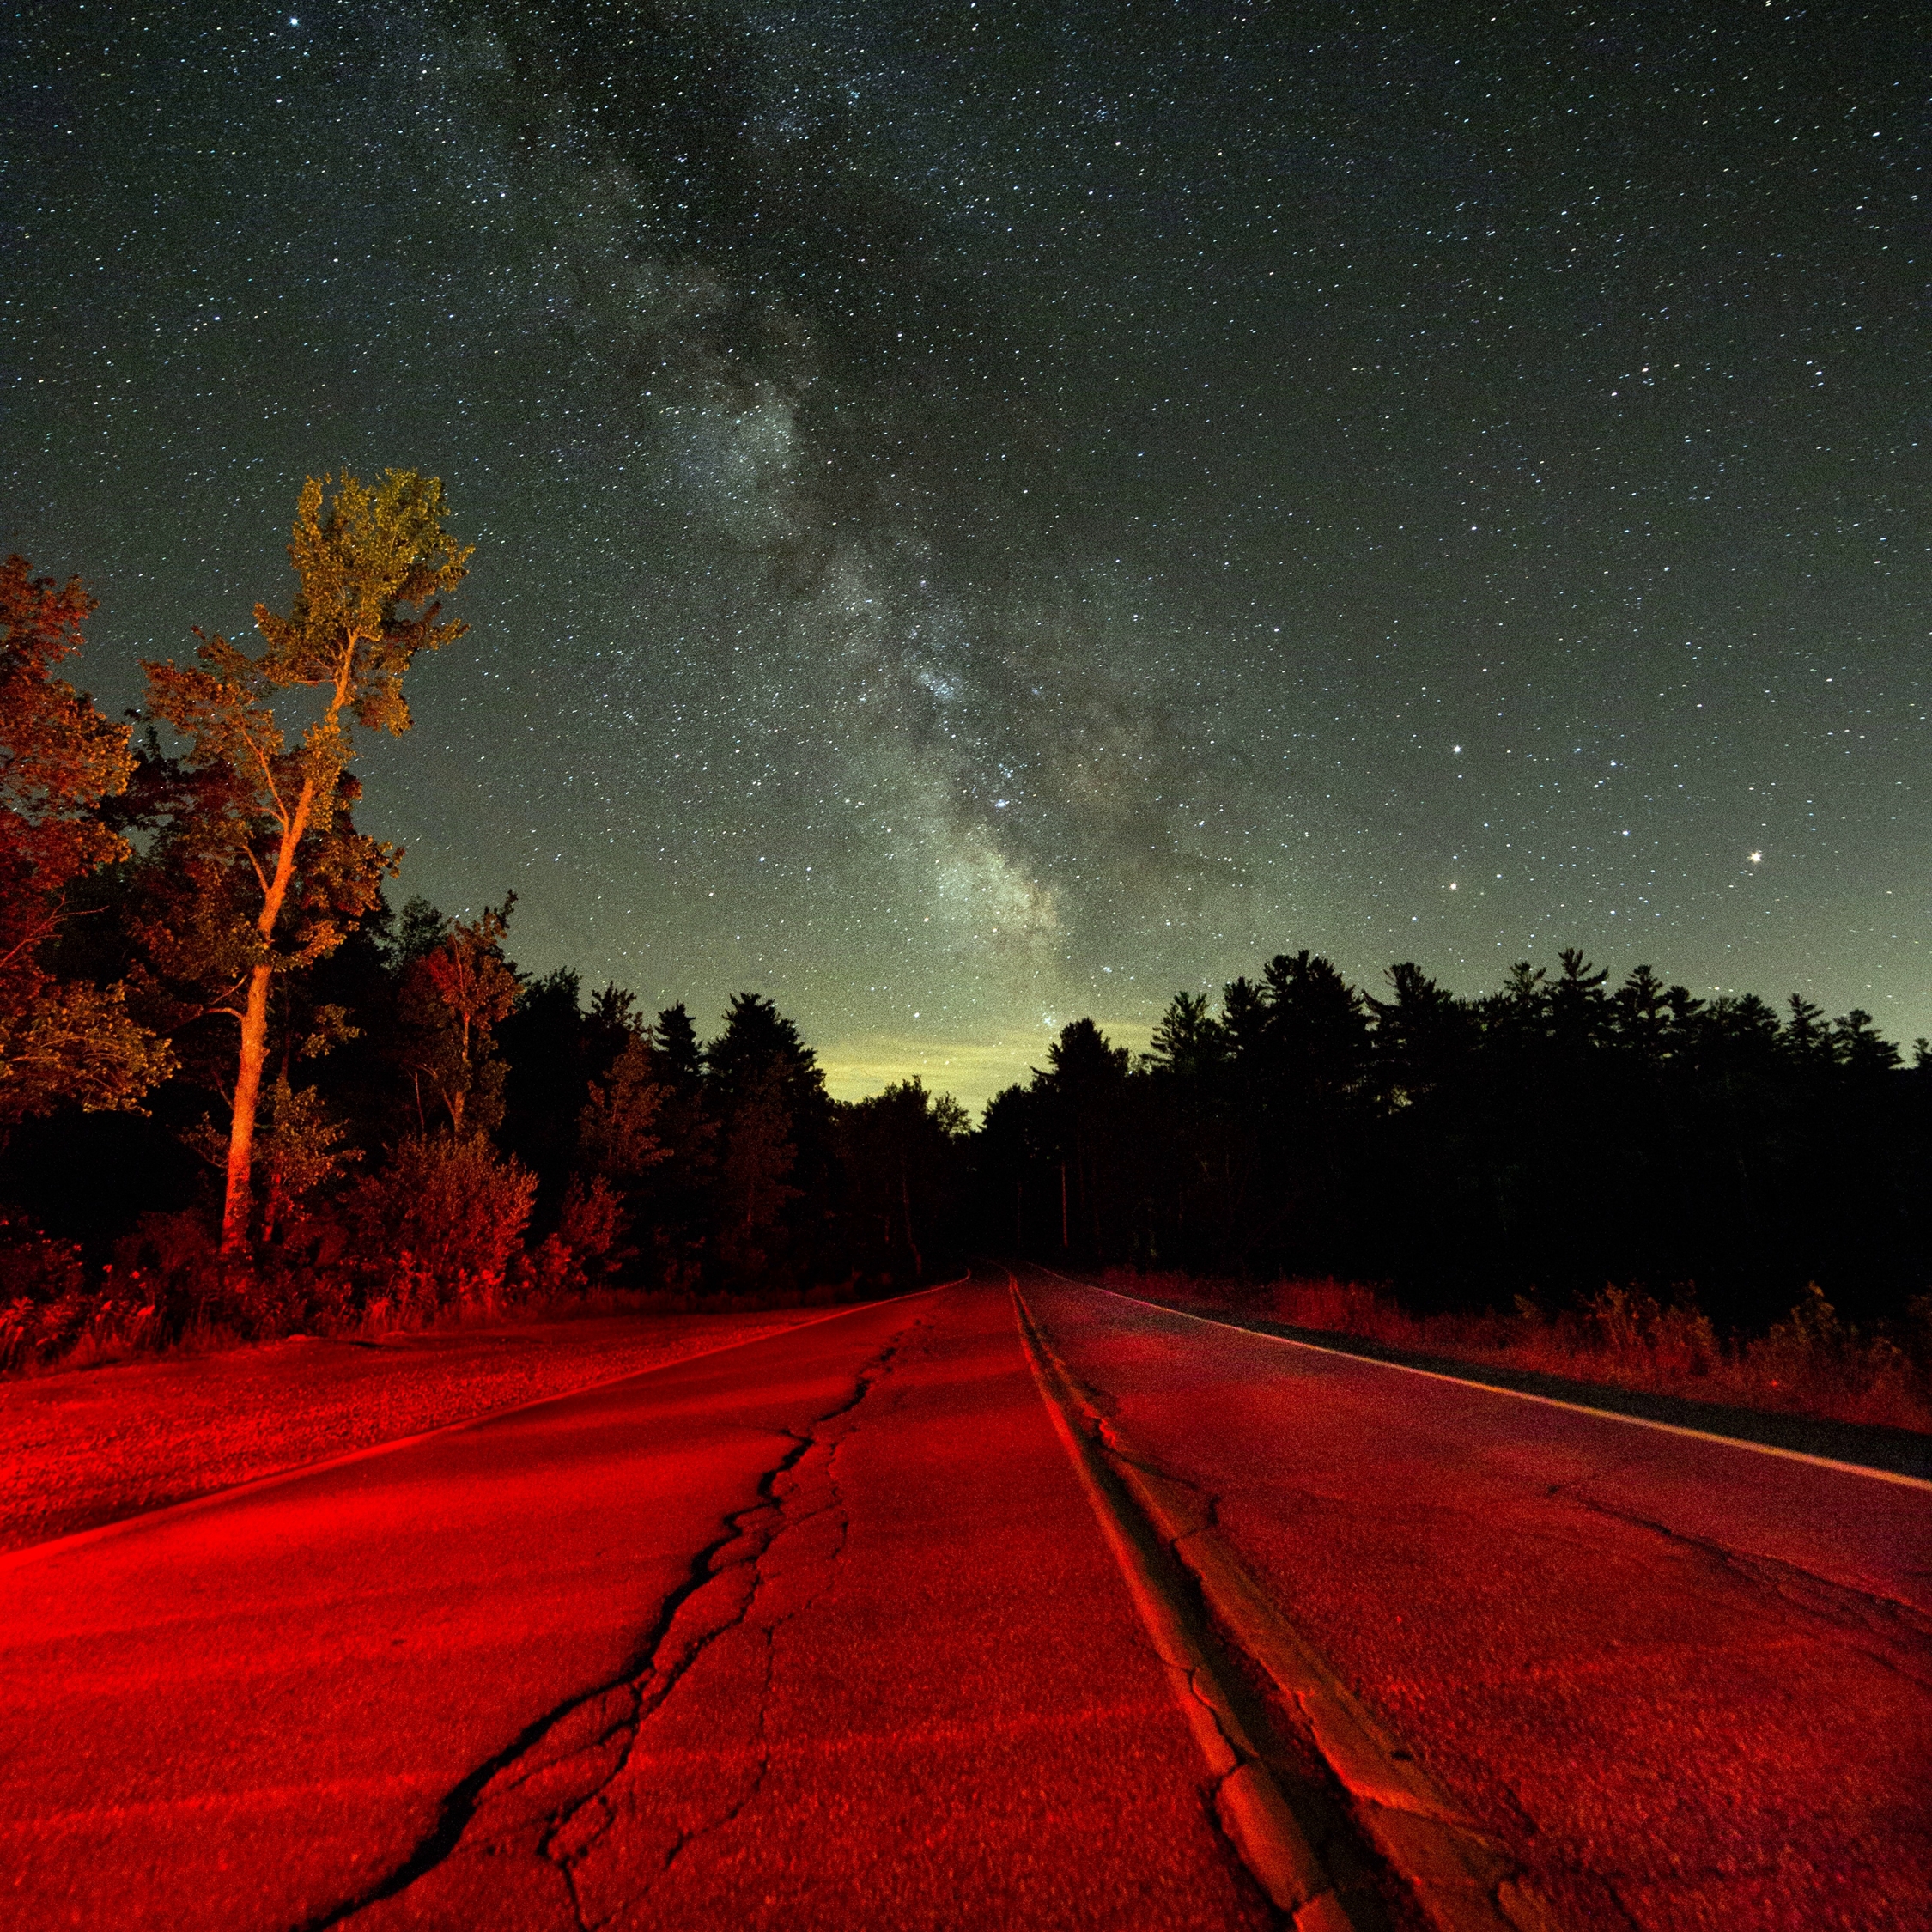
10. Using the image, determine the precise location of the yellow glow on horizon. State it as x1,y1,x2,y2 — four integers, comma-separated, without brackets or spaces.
819,1018,1157,1115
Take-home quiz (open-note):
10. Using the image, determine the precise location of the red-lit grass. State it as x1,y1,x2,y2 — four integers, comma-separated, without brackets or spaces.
0,1305,831,1553
1106,1269,1932,1435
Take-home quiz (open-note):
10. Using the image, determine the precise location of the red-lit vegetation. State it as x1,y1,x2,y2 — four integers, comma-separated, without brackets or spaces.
5,489,1931,1401
0,1306,829,1552
1112,1269,1932,1434
1,488,969,1372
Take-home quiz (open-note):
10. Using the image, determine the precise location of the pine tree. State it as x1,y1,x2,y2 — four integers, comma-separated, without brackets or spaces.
143,472,470,1250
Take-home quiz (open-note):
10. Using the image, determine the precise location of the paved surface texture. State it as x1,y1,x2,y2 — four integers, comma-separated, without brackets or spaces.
0,1309,827,1552
1023,1271,1932,1932
2,1280,1269,1932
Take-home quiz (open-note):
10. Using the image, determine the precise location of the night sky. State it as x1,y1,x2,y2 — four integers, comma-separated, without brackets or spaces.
6,3,1926,1108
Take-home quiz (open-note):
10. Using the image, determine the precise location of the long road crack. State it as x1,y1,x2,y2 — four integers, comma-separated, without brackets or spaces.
619,1377,874,1913
306,1340,903,1931
1554,1486,1932,1686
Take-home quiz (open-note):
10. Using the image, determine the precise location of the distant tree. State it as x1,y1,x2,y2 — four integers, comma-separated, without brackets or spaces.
1365,962,1469,1107
619,1010,717,1285
580,1030,674,1186
400,897,519,1135
1783,993,1834,1067
652,1001,705,1090
499,965,593,1200
1832,1008,1901,1077
717,1064,801,1284
1548,947,1610,1049
143,472,470,1251
1611,963,1673,1060
584,982,640,1076
707,993,822,1114
1146,989,1227,1079
389,893,450,970
1041,1018,1129,1255
831,1078,969,1280
703,994,833,1285
0,556,173,1129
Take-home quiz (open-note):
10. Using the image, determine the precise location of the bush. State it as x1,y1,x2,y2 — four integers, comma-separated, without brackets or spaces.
0,1206,84,1303
355,1132,537,1315
109,1206,222,1327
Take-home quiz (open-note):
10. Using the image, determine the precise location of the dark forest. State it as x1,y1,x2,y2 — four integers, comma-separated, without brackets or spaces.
5,522,1929,1367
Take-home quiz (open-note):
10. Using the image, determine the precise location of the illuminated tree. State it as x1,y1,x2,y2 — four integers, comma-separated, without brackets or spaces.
143,471,471,1252
399,897,519,1135
580,1030,673,1184
0,556,173,1129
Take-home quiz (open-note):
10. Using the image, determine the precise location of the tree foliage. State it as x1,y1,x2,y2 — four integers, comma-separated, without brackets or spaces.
141,471,470,1249
0,556,173,1127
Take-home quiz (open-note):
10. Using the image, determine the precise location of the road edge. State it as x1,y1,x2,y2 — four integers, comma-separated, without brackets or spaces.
1089,1282,1932,1492
1011,1280,1362,1931
1013,1276,1566,1932
0,1278,962,1575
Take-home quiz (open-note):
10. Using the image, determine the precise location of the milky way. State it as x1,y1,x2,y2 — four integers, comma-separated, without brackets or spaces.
5,3,1926,1104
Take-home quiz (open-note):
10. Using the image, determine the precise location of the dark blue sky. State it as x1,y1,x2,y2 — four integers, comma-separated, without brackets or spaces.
6,2,1925,1104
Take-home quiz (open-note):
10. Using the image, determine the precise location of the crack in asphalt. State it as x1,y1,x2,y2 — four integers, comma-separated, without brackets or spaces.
610,1382,876,1915
306,1338,903,1931
1557,1487,1932,1686
542,1345,898,1929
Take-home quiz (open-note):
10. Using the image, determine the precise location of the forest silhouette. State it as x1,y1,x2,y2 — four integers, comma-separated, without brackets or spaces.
5,499,1930,1377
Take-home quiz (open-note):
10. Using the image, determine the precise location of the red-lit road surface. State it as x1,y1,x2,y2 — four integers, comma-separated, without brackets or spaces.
1,1279,1275,1932
1023,1270,1932,1931
5,1276,1928,1932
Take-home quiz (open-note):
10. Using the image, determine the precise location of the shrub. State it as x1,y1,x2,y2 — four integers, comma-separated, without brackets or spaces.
556,1173,631,1282
110,1207,223,1334
355,1133,537,1315
0,1206,84,1303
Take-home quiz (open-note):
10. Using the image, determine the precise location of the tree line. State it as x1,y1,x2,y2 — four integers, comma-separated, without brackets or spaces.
981,953,1932,1327
3,475,1927,1349
1,476,967,1345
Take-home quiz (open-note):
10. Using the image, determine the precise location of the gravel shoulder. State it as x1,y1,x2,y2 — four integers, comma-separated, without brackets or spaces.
0,1309,828,1553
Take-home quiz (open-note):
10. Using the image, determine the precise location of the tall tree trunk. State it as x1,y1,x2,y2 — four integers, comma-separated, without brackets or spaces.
222,962,273,1252
221,770,318,1255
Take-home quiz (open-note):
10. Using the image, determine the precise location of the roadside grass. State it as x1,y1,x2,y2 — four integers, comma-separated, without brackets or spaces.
1,1261,900,1380
1105,1270,1932,1435
0,1306,835,1554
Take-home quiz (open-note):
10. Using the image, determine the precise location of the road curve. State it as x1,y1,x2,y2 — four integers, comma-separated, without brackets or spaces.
1,1279,1273,1931
1021,1269,1932,1931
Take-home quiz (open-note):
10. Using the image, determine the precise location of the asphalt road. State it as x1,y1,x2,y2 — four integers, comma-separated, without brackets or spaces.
6,1272,1927,1930
1,1280,1271,1932
1021,1270,1932,1931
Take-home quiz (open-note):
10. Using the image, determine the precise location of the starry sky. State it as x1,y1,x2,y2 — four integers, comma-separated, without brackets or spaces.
5,2,1927,1108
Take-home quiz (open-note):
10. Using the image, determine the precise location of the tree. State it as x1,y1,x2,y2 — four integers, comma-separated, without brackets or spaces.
1147,990,1228,1079
143,473,470,1251
652,1001,705,1090
830,1078,969,1281
580,1030,674,1185
1041,1018,1129,1255
701,994,835,1286
400,898,519,1135
0,556,173,1129
718,1065,801,1284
